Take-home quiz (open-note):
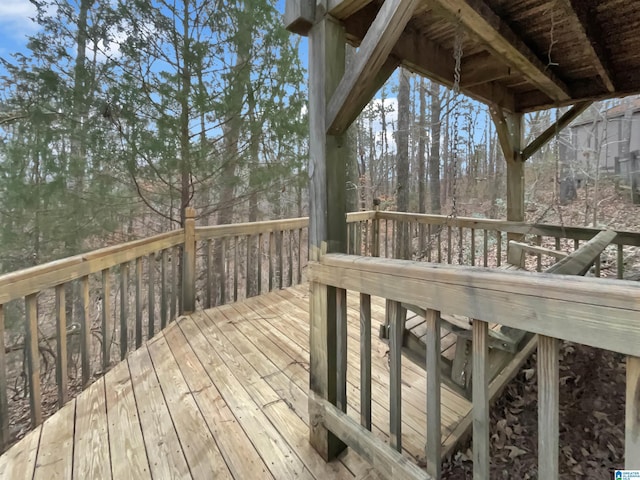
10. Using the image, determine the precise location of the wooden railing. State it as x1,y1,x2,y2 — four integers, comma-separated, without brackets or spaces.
307,253,640,479
373,211,640,278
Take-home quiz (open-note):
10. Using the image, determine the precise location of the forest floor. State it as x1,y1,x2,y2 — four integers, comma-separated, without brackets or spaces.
443,179,636,479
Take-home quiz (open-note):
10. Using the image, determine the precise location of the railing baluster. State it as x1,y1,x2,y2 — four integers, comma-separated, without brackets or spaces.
447,226,452,264
336,288,347,413
555,237,561,251
437,229,442,263
472,319,489,479
101,270,111,370
120,262,129,360
574,238,579,251
626,355,640,469
278,230,284,289
246,234,251,298
470,228,475,266
458,226,464,265
595,255,601,277
135,257,143,348
233,236,239,302
56,285,68,406
384,219,389,258
161,250,168,329
170,247,177,319
618,244,624,279
388,300,404,452
483,229,488,267
148,256,155,339
221,238,228,303
497,231,502,267
269,231,274,292
427,224,432,262
297,229,302,282
288,231,293,287
538,335,559,479
80,275,91,387
25,293,42,427
205,239,212,308
426,308,441,479
0,305,7,451
536,235,543,272
360,293,371,430
258,233,263,294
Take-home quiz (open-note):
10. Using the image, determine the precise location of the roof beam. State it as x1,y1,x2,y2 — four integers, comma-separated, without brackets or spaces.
326,0,418,135
428,0,571,102
328,0,374,19
521,101,592,161
555,0,615,93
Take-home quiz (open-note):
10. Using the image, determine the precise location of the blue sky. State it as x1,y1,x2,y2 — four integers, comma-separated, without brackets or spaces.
0,0,40,58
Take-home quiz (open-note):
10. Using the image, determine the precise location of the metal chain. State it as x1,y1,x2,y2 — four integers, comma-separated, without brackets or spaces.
451,23,463,264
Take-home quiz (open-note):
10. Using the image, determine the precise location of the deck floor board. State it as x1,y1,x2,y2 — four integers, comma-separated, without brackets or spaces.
0,285,497,479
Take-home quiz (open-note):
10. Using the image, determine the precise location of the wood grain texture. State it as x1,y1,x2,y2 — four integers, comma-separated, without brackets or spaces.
33,400,75,480
360,293,372,430
120,263,129,360
182,207,196,313
626,355,640,469
55,285,68,407
104,361,151,480
80,275,91,387
426,309,442,479
73,378,111,480
135,257,143,348
309,254,640,356
0,424,41,480
472,319,489,480
538,335,559,479
25,294,42,426
101,270,112,370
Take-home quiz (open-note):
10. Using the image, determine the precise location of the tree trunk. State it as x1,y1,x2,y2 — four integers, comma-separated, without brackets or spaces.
428,81,442,214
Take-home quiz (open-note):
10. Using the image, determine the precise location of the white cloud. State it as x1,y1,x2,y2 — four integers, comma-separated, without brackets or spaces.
0,0,38,35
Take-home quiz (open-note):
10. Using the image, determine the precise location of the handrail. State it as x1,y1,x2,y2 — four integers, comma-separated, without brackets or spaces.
376,211,640,246
307,253,640,479
0,230,184,305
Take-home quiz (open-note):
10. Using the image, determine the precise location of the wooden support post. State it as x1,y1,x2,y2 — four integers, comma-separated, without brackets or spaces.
626,355,640,469
161,251,168,329
182,207,196,313
308,13,348,462
148,256,155,339
337,287,348,413
389,299,405,452
538,335,559,478
25,294,42,427
120,262,129,360
472,319,489,480
55,285,68,407
135,257,143,348
426,308,442,479
80,275,91,387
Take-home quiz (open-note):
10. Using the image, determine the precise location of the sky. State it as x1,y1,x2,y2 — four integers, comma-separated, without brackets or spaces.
0,0,39,58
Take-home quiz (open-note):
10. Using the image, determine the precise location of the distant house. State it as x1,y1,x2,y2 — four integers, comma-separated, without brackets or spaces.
570,97,640,174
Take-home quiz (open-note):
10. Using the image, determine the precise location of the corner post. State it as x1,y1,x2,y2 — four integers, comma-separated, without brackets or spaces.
182,207,197,314
308,11,348,461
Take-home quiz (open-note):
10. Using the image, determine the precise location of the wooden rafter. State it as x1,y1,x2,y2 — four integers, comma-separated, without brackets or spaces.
342,6,516,111
326,0,418,135
428,0,570,102
521,101,592,161
556,0,615,93
328,0,373,19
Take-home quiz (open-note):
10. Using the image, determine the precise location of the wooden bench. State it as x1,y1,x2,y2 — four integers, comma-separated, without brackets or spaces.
381,229,617,400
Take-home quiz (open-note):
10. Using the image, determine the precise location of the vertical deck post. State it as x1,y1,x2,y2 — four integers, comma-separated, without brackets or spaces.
182,207,197,313
307,10,348,462
25,294,42,427
538,335,559,479
472,319,489,480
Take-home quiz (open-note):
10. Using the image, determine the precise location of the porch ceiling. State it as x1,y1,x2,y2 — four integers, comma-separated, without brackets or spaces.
330,0,640,112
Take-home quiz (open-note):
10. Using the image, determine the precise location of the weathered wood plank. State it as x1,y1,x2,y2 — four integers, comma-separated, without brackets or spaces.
0,304,6,451
626,355,640,469
206,239,212,308
80,275,91,387
33,400,75,480
170,247,177,319
309,254,640,356
161,250,168,328
284,0,314,35
147,333,233,478
127,346,190,479
360,293,372,430
25,294,42,427
0,231,183,305
120,263,129,360
103,361,151,480
135,257,143,348
148,255,155,339
0,424,41,480
310,393,430,480
388,300,404,452
163,324,274,479
101,269,111,370
180,315,314,479
337,287,348,413
73,378,111,479
538,335,559,479
472,319,489,480
426,309,441,479
55,285,68,406
546,230,616,275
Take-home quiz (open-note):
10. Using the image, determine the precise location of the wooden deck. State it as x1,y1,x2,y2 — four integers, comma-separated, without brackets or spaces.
0,285,485,479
